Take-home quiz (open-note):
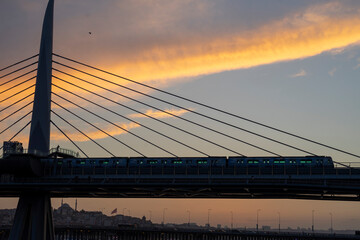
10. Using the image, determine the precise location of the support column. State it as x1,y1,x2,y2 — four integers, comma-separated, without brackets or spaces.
9,192,54,240
28,0,54,154
9,0,55,240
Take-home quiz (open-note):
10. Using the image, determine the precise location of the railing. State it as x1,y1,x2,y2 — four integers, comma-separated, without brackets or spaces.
49,147,79,158
1,147,79,158
43,163,360,178
1,226,359,240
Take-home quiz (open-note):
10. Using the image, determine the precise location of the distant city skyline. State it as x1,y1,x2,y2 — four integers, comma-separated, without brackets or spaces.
0,201,356,233
1,0,360,230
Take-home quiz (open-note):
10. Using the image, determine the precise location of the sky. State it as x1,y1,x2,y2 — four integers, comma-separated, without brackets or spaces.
1,0,360,230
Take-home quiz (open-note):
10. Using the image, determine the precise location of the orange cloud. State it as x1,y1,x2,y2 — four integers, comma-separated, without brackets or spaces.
129,108,191,119
50,122,139,142
103,2,360,83
3,2,360,112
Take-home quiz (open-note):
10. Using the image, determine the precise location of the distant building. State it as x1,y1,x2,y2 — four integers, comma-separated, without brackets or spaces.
3,141,23,157
0,209,16,225
262,226,271,231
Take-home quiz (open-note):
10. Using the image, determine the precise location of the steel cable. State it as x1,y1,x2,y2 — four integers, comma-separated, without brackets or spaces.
53,76,240,156
0,62,38,80
52,84,183,157
0,76,36,96
53,68,280,156
0,101,33,124
0,54,38,72
0,121,31,152
50,120,89,158
0,84,35,104
53,53,360,159
0,69,37,87
51,110,115,157
51,91,173,157
52,100,146,157
0,111,32,136
0,93,34,114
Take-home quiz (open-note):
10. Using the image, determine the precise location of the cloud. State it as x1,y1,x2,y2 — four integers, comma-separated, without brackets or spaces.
3,1,360,110
50,122,140,142
0,119,140,147
290,69,307,78
129,108,191,119
329,47,346,55
74,1,360,86
328,67,336,76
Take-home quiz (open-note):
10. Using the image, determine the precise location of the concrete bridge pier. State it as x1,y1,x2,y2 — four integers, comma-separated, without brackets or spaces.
9,192,54,240
8,0,54,239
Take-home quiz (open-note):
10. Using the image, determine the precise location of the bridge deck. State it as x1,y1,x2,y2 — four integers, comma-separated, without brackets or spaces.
1,162,360,200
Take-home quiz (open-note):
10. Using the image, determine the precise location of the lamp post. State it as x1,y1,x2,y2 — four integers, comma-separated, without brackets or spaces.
187,210,191,226
277,212,280,233
207,209,212,228
100,208,105,226
329,212,333,233
162,208,167,225
256,209,261,232
312,210,315,233
230,211,233,229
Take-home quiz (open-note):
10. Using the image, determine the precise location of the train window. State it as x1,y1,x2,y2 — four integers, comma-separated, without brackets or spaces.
274,160,285,164
116,161,120,164
248,160,259,164
172,160,183,164
300,160,312,164
103,161,109,165
237,160,244,164
80,160,85,165
186,160,192,164
147,160,158,164
264,160,270,164
197,160,208,164
57,161,62,165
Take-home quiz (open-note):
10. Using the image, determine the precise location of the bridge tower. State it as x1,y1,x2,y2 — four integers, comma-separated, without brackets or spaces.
9,0,55,239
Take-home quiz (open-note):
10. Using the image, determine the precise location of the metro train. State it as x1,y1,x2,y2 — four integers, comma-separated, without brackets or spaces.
50,155,334,169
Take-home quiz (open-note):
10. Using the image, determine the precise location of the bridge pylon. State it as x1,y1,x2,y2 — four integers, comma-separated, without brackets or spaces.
9,0,55,239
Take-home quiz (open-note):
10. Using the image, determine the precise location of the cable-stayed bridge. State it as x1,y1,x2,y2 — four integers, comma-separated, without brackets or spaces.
1,0,360,239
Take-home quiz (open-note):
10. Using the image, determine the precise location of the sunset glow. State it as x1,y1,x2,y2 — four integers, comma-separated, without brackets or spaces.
1,0,360,230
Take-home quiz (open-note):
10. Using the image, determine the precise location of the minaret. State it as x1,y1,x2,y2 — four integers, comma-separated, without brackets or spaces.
75,199,78,212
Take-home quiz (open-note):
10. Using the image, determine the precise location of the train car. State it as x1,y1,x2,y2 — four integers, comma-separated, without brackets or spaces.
227,156,334,168
45,155,334,177
127,156,227,168
128,157,173,167
53,157,128,168
178,157,227,167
